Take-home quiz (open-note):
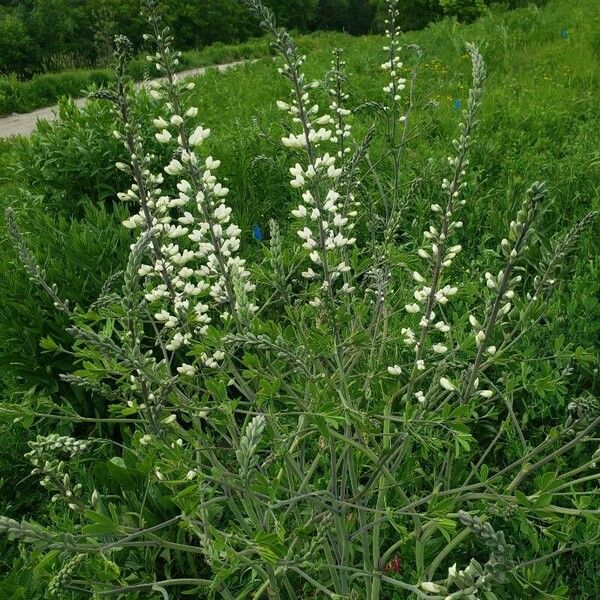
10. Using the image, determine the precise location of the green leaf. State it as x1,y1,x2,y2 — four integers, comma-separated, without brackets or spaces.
576,495,592,509
533,492,553,509
518,517,539,552
435,518,457,542
537,471,560,492
254,531,286,564
429,497,456,517
550,585,569,597
479,464,489,481
39,336,59,350
515,490,532,508
449,404,470,419
574,346,596,364
205,379,228,404
82,510,119,535
554,334,565,352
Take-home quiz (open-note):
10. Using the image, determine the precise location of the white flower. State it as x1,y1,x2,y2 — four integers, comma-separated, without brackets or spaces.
405,303,420,314
292,205,307,218
439,377,456,392
189,125,210,146
432,343,448,354
421,582,443,593
387,365,402,375
153,117,169,128
479,390,494,398
213,183,229,197
122,214,144,229
155,129,172,144
499,302,512,316
281,133,305,148
205,156,221,170
166,332,185,351
297,227,313,241
165,159,184,175
214,204,232,222
177,363,197,376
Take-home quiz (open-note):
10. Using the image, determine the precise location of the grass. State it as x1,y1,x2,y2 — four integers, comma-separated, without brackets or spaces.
0,0,598,595
178,2,599,329
0,36,271,116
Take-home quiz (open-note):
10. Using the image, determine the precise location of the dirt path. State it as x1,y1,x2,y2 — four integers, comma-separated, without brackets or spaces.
0,61,247,139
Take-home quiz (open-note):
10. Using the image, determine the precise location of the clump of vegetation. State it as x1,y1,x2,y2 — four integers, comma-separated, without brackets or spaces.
0,0,597,598
1,0,543,80
0,37,272,116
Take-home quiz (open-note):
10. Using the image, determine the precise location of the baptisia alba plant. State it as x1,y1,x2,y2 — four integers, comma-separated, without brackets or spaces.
2,0,598,598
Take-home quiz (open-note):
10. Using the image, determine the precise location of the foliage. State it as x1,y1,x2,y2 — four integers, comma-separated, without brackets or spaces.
0,0,598,596
0,37,272,117
439,0,487,22
0,0,375,78
0,200,132,399
0,12,35,75
0,0,598,598
0,0,553,79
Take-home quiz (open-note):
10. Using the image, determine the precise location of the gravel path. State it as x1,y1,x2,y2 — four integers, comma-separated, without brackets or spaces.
0,61,247,139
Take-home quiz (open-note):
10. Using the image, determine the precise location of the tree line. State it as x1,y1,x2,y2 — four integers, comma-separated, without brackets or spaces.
0,0,540,76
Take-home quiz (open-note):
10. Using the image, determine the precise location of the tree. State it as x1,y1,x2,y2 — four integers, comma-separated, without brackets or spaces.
267,0,319,30
0,12,34,74
29,0,75,60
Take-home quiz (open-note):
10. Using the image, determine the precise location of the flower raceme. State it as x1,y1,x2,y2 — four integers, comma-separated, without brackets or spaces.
399,43,486,398
382,0,407,105
113,25,255,371
250,6,360,309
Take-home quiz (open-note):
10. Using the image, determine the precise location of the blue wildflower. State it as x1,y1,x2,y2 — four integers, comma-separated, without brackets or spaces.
560,29,569,39
453,99,462,110
252,223,263,241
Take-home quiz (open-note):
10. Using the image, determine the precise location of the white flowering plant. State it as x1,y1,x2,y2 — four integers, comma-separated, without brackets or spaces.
2,0,598,598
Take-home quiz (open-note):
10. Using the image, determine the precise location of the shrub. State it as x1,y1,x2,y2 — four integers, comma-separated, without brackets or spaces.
0,69,114,116
16,97,141,209
0,13,35,75
439,0,486,21
0,199,132,400
0,39,274,117
0,0,597,598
